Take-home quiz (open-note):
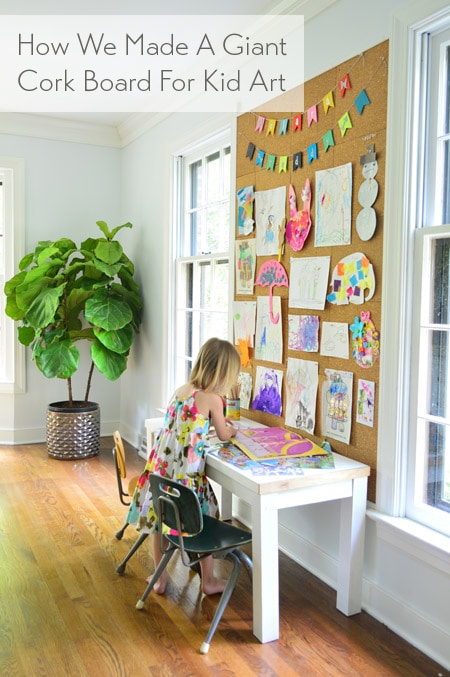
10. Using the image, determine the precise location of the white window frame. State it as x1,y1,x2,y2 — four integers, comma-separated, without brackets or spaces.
169,127,234,393
378,0,450,538
0,157,25,393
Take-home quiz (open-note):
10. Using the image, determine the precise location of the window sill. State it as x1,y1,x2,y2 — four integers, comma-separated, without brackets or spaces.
366,509,450,574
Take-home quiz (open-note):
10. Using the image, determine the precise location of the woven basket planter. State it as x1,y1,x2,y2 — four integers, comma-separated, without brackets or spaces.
46,401,100,460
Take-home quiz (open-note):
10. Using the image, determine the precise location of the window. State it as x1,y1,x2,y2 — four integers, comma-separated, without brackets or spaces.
408,19,450,532
0,158,25,391
172,131,232,388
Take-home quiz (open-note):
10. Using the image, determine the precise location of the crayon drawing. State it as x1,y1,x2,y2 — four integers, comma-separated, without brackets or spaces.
255,186,287,256
288,314,319,352
255,296,283,363
252,366,283,417
236,185,255,236
233,301,256,348
235,239,256,294
238,371,253,410
320,322,349,359
322,369,353,444
289,256,330,310
356,378,375,427
315,162,352,246
285,357,318,434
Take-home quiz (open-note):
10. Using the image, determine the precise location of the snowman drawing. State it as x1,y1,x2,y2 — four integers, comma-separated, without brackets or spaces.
356,144,379,241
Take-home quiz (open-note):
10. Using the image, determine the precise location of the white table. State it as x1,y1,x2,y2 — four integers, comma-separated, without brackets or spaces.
206,446,370,644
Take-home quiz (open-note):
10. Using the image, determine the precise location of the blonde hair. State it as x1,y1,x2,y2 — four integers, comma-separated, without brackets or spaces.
190,338,240,395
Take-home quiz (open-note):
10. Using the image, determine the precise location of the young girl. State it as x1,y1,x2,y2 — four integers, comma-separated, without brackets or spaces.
127,337,240,595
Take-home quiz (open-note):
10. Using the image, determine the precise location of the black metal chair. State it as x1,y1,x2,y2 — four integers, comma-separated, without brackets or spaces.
135,473,253,654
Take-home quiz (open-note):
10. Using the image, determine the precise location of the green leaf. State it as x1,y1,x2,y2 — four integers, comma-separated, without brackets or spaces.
85,289,132,331
95,239,123,265
18,252,34,271
91,340,127,380
26,283,66,329
93,323,133,354
96,220,132,240
90,256,123,277
17,325,35,346
37,246,61,264
36,339,80,379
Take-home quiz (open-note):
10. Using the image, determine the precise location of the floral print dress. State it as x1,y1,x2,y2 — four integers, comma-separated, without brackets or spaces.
126,390,219,533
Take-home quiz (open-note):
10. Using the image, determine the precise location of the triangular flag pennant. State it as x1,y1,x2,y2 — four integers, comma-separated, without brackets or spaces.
293,151,303,170
266,154,276,171
338,112,353,136
255,149,265,167
266,119,277,136
279,156,288,173
322,129,335,152
338,73,351,97
246,142,256,160
307,143,318,164
279,118,289,135
323,90,335,114
292,114,302,132
255,116,265,133
355,89,371,114
307,105,318,126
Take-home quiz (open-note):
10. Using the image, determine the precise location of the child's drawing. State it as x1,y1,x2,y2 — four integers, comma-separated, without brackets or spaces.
289,256,330,310
236,185,255,236
252,366,283,417
356,378,375,427
322,369,353,444
238,371,253,410
255,296,283,363
327,252,375,305
235,239,256,294
255,186,287,256
315,162,352,246
320,322,349,359
285,357,318,434
233,301,256,348
288,315,319,352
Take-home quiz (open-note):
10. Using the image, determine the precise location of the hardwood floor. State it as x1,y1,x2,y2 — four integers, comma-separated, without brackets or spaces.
0,438,447,677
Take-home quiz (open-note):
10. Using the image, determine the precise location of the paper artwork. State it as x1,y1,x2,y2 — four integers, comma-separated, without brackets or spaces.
320,322,349,359
233,301,256,348
356,145,379,241
322,369,353,444
236,185,255,236
238,371,253,410
252,366,283,417
232,426,326,460
350,310,380,368
288,315,319,352
254,259,288,323
315,162,352,246
289,256,330,310
255,296,283,363
286,181,312,252
327,252,375,305
356,378,375,427
285,357,318,434
255,186,287,256
235,239,256,294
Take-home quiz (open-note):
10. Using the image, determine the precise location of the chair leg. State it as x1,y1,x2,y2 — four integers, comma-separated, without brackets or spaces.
200,551,242,655
136,550,175,609
236,549,253,582
115,521,130,540
116,532,149,574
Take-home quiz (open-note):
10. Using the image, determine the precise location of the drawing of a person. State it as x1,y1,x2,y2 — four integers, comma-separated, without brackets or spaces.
264,214,275,245
252,370,282,416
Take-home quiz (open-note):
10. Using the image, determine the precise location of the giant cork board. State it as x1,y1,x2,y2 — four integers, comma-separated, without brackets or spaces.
235,40,388,501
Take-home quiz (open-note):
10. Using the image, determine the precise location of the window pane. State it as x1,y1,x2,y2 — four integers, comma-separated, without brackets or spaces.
425,420,450,511
426,329,449,418
206,151,220,203
443,139,450,223
430,237,450,324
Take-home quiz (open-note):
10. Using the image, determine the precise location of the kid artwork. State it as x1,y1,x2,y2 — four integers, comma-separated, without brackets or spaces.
289,256,331,310
254,259,288,323
288,314,319,352
315,162,352,246
327,252,375,305
286,180,312,251
322,368,353,444
356,378,375,427
350,311,380,367
235,239,256,294
254,296,283,363
255,186,287,256
356,145,379,241
236,185,255,236
233,301,256,347
238,371,253,410
285,357,318,435
320,321,349,359
232,426,328,461
252,366,283,417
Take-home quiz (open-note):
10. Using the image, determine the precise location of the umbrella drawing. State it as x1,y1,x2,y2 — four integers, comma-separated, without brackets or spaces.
286,180,312,251
255,259,289,324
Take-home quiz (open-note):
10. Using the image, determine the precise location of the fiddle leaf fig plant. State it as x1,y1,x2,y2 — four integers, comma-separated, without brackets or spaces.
4,220,142,407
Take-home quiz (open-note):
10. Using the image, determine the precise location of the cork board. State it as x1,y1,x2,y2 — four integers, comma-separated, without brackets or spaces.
235,40,388,502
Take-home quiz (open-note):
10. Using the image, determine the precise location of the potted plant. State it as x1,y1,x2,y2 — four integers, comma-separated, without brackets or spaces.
4,220,142,459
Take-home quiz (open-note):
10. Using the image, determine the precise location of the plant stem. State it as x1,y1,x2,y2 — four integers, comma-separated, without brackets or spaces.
84,361,95,405
68,377,73,408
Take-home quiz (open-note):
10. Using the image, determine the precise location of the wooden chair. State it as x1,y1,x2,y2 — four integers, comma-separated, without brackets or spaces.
112,430,139,540
135,473,253,654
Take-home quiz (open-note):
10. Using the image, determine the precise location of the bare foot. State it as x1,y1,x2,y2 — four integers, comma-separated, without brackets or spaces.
147,572,168,595
201,577,227,595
